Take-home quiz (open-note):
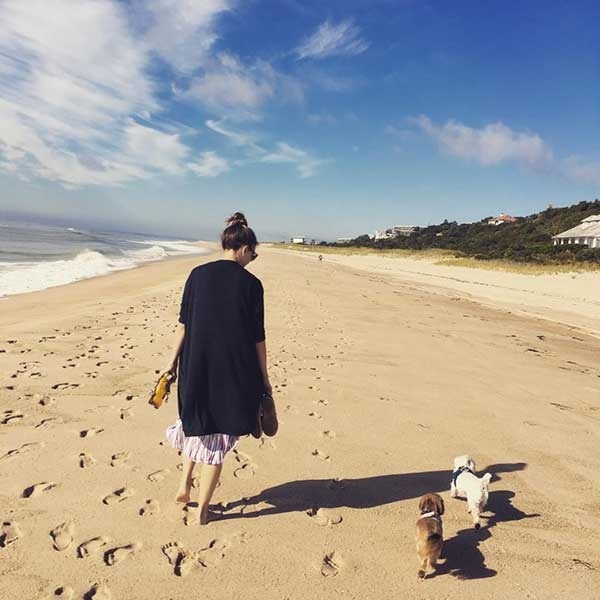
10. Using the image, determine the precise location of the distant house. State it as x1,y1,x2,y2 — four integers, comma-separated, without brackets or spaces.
290,236,306,244
487,213,518,225
374,225,416,240
336,237,353,244
553,214,600,248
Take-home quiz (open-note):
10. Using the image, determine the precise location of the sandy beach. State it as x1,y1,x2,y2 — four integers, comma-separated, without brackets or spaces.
1,247,599,599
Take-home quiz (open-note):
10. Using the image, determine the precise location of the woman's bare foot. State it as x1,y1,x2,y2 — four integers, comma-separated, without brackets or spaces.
175,480,192,503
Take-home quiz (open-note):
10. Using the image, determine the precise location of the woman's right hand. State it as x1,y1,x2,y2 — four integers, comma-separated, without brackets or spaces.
167,361,178,382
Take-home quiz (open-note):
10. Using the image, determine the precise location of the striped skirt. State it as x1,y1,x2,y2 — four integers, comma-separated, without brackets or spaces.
166,419,238,465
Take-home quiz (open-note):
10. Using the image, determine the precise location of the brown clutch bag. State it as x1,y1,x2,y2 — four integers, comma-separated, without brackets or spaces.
148,371,175,409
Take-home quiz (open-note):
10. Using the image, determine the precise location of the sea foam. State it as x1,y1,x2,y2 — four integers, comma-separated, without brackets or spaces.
0,240,208,297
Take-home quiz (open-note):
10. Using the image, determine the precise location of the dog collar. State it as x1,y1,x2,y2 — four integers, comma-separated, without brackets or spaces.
452,465,474,486
419,511,441,520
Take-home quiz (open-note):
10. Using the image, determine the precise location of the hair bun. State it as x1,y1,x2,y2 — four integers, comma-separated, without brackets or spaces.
226,212,248,228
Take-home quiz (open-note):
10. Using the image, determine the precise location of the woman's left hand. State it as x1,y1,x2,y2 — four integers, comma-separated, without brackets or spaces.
263,376,272,396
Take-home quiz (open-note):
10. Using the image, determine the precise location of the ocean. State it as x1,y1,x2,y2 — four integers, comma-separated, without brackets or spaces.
0,219,210,297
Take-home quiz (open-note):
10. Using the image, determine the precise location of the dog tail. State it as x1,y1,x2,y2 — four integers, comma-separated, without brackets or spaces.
427,533,442,541
481,472,492,486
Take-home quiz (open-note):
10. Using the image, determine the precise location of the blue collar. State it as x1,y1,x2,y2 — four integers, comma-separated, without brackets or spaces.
452,465,473,486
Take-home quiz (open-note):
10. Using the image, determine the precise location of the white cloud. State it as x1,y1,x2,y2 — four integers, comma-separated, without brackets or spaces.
295,19,369,60
412,115,552,167
561,156,600,186
182,53,303,119
206,121,326,178
124,121,189,175
0,0,201,186
260,142,326,178
184,54,276,117
137,0,231,73
188,151,230,177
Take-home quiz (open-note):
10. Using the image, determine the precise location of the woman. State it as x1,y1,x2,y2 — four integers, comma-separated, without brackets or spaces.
165,212,272,525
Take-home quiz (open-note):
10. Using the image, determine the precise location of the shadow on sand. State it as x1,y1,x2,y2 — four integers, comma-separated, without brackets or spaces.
218,461,536,581
219,462,528,519
436,488,540,580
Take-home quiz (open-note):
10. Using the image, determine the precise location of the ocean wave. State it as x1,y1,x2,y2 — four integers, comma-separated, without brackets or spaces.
127,239,209,256
0,241,209,297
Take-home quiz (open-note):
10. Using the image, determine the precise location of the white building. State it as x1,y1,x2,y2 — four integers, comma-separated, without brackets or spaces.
487,213,517,225
553,214,600,248
290,236,307,244
373,225,416,240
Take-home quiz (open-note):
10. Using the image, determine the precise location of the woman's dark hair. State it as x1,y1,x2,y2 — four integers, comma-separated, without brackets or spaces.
221,212,258,251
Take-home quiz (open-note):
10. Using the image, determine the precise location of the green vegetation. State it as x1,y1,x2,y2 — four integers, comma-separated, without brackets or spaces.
329,200,600,264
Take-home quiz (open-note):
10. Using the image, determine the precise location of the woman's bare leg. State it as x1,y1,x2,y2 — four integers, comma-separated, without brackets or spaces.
198,463,223,525
175,457,196,503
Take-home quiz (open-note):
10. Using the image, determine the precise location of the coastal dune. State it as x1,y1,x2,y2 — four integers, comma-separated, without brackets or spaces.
1,247,599,599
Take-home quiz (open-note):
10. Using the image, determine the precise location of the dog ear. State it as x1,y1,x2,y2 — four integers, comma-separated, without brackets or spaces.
418,495,428,513
482,473,492,485
437,495,445,515
468,458,476,471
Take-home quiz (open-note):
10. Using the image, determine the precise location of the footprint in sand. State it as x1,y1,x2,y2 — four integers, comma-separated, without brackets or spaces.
147,470,169,482
1,411,24,425
233,463,256,480
311,449,331,461
53,586,74,599
258,438,276,450
162,542,200,577
50,521,75,551
104,542,142,565
1,442,45,461
321,551,342,577
327,478,347,491
321,430,336,439
140,499,160,516
39,396,55,406
78,536,111,558
110,452,131,467
183,504,200,526
51,383,79,390
83,583,111,600
308,411,322,419
102,486,134,505
0,520,23,547
307,508,343,527
80,427,104,438
23,481,57,498
36,417,60,428
119,408,132,420
79,453,96,468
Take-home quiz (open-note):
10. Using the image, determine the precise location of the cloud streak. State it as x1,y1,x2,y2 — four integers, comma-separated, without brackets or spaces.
206,120,326,178
295,19,369,60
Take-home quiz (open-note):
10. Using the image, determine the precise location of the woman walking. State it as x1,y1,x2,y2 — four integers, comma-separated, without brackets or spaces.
165,213,273,525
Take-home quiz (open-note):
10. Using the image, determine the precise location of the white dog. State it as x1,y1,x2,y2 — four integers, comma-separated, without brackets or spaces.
450,455,492,529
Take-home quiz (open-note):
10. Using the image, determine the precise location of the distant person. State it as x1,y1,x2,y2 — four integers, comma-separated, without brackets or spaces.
165,212,274,525
318,254,323,262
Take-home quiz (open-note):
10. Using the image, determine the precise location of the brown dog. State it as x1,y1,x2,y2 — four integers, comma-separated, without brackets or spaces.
416,493,444,579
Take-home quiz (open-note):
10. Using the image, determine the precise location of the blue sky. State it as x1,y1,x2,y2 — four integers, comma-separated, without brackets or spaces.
0,0,598,240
